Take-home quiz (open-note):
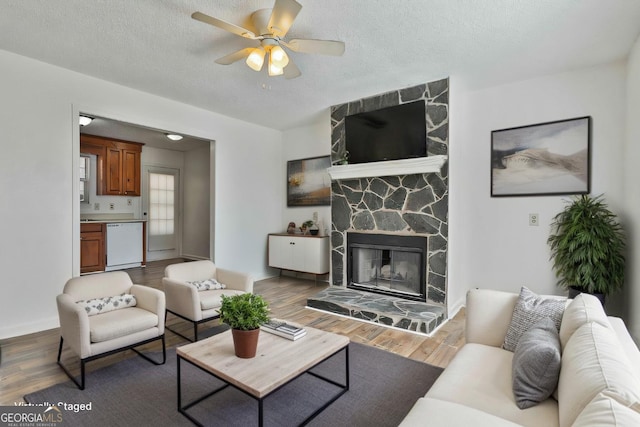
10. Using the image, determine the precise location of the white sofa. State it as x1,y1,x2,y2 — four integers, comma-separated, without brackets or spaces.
400,289,640,426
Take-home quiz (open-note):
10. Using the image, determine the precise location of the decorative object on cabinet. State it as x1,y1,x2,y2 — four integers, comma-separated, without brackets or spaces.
491,116,590,197
309,224,319,235
287,156,331,206
300,220,314,235
287,222,296,234
80,134,144,196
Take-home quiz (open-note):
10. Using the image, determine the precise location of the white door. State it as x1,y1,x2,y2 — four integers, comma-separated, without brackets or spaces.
143,167,180,259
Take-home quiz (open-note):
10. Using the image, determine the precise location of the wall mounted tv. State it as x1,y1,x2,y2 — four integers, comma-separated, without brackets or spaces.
345,100,427,164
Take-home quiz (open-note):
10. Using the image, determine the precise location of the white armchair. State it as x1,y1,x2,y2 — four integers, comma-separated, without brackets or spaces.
163,260,254,342
56,271,166,390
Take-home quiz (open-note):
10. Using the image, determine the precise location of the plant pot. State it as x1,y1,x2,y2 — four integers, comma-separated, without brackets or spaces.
568,286,605,306
231,328,260,358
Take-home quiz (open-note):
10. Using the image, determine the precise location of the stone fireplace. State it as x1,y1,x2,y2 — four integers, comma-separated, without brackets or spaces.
307,79,450,335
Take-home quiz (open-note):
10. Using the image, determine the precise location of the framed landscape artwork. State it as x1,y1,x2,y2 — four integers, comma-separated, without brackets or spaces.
491,116,591,197
287,156,331,206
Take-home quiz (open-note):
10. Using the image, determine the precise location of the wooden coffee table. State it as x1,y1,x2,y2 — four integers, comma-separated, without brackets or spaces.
176,325,350,426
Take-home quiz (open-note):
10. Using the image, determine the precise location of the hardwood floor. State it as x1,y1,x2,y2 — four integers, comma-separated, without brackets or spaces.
0,259,465,405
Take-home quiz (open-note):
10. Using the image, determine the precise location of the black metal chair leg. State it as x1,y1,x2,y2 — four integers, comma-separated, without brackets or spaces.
132,335,166,365
56,337,85,390
164,310,198,342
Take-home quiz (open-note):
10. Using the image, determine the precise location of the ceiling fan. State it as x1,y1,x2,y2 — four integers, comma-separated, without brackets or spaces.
191,0,345,79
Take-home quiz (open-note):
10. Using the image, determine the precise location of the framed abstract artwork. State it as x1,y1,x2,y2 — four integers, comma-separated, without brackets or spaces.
491,116,591,197
287,155,331,206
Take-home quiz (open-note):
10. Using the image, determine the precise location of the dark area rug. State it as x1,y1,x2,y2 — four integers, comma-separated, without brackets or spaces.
25,342,442,426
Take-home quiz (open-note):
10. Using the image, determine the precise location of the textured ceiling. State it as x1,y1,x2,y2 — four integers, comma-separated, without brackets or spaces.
2,0,640,131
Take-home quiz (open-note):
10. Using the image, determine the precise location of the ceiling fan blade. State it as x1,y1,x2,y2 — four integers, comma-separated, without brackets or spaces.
192,11,257,39
284,39,345,56
215,48,255,65
268,0,302,38
283,59,301,79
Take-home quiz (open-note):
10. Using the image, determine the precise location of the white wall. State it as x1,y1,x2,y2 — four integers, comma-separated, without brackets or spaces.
183,145,211,260
621,34,640,343
0,49,283,339
449,62,627,314
281,112,333,236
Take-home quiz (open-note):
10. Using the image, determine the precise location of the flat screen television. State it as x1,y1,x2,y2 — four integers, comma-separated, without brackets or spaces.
344,101,427,164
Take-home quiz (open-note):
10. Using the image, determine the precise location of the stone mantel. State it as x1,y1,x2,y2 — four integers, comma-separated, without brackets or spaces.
327,155,448,180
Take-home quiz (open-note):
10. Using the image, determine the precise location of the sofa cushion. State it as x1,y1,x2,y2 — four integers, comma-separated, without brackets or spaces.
608,317,640,381
187,278,226,291
558,322,640,427
426,343,559,427
572,392,640,426
399,397,522,427
199,289,245,310
559,292,610,349
512,317,562,409
76,293,137,316
89,308,158,343
503,287,565,352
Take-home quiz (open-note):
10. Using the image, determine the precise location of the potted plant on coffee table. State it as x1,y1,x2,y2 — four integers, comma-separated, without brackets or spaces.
547,194,625,305
218,293,270,358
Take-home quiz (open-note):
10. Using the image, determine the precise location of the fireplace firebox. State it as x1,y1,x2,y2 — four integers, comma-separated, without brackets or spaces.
347,233,427,302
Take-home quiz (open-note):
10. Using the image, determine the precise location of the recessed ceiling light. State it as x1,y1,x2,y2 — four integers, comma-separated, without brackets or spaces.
166,134,183,141
79,116,93,126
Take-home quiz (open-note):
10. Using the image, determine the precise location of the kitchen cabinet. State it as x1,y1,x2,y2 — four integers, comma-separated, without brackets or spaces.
80,223,105,273
80,134,143,196
268,234,329,275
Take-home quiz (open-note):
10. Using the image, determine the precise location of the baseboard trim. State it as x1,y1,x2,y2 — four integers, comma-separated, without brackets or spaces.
180,254,209,261
0,316,59,340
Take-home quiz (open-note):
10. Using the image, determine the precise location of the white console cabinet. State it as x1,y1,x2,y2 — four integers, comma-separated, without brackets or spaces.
268,234,329,275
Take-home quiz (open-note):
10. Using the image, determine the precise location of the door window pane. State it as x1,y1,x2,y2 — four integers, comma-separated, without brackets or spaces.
149,172,175,236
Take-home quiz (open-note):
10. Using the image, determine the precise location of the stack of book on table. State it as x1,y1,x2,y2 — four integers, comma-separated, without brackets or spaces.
260,319,307,341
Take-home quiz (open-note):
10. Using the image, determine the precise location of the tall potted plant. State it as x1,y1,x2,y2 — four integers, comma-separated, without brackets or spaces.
218,293,270,358
547,194,625,304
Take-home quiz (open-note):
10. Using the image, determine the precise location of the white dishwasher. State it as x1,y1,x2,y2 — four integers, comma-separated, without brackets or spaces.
105,222,143,271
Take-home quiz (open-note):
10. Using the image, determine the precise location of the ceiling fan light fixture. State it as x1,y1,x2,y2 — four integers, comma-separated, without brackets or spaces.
270,45,289,68
268,57,284,76
166,134,183,141
245,47,266,71
79,115,93,126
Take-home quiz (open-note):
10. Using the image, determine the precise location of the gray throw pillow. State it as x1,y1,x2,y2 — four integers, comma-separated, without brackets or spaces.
512,317,562,409
503,287,564,352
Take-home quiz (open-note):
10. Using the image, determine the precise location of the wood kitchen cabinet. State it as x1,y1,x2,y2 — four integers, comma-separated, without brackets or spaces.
80,223,105,273
268,234,329,275
80,134,143,196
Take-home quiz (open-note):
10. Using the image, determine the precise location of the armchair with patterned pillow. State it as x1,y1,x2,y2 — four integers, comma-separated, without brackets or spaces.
162,260,254,342
56,271,166,390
